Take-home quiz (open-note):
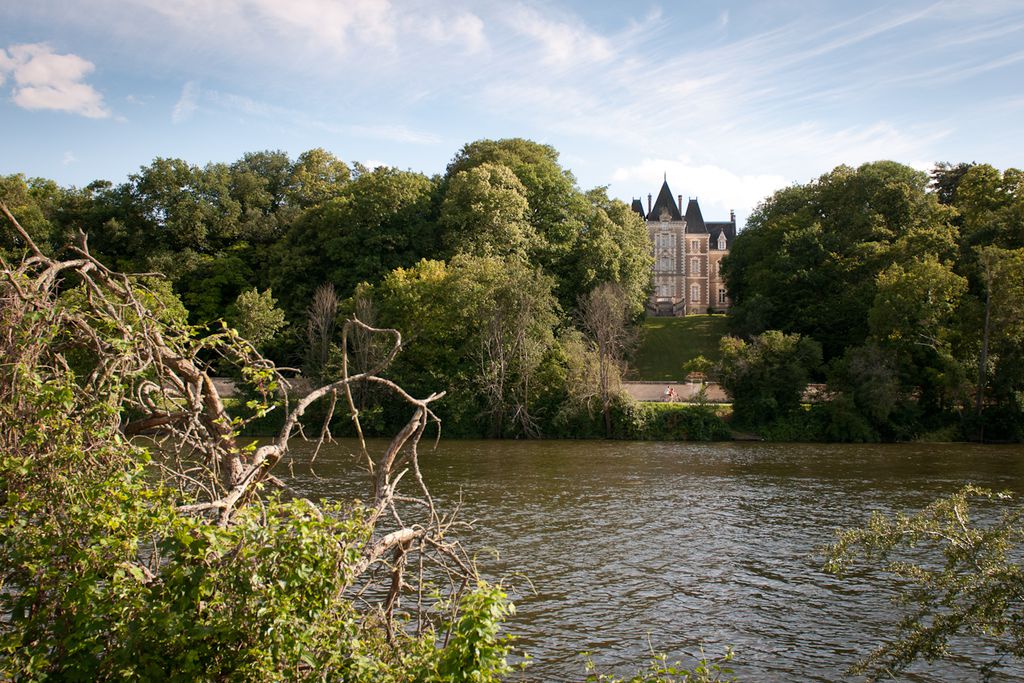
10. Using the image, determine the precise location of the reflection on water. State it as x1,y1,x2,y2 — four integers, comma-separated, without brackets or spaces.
282,439,1024,681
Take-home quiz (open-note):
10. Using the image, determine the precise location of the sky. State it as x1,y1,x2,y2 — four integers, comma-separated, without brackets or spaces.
2,0,1023,227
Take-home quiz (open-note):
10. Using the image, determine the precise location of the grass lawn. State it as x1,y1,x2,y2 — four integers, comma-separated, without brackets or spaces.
629,315,730,381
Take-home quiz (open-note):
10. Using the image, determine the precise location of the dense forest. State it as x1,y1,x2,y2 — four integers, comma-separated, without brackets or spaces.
723,161,1024,442
2,144,1022,441
0,139,654,439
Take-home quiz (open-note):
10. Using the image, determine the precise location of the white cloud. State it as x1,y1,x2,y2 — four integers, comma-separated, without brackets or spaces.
612,158,790,227
172,81,199,123
1,43,109,118
415,11,486,54
129,0,397,59
504,4,614,67
62,150,77,165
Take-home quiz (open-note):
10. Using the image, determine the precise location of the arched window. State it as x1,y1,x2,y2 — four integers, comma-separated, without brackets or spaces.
690,284,700,302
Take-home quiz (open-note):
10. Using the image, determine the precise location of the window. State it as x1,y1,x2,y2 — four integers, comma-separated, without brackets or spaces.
718,234,727,250
690,284,700,302
718,288,727,304
715,260,722,276
691,257,700,275
690,239,699,251
659,255,672,271
658,283,670,297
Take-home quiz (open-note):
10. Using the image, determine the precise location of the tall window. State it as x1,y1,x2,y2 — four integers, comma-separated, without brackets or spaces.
659,255,672,271
690,239,699,251
718,288,727,304
718,234,727,250
691,257,700,275
690,284,700,302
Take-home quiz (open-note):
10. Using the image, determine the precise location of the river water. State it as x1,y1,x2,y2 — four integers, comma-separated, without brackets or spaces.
283,439,1024,681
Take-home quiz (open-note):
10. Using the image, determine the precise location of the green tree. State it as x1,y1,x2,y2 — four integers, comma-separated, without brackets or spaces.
286,147,351,208
579,282,635,437
717,330,822,426
0,204,516,681
440,162,535,258
229,288,287,350
365,255,561,438
724,162,955,359
269,167,439,318
826,486,1024,680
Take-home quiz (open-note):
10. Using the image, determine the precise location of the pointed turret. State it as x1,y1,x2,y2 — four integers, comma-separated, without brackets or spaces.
649,180,682,221
630,198,646,219
684,198,706,233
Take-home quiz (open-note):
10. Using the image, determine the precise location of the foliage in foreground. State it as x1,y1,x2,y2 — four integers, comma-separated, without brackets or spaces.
824,486,1024,680
584,648,736,683
0,206,515,680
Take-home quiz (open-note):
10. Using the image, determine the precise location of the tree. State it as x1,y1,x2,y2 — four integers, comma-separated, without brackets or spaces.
0,203,515,680
305,282,338,381
973,246,1024,439
579,282,635,437
440,162,535,259
364,255,561,438
286,147,351,208
724,162,955,359
717,330,822,426
825,486,1024,680
869,256,967,354
269,167,439,317
228,287,287,350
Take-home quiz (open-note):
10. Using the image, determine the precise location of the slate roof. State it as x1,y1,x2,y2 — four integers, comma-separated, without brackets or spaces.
649,180,682,221
637,178,737,246
707,221,737,250
684,198,706,233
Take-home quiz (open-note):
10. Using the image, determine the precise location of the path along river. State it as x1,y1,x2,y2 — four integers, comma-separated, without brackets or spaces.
283,439,1024,681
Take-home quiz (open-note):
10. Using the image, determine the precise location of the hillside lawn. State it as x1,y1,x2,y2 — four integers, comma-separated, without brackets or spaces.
629,314,730,381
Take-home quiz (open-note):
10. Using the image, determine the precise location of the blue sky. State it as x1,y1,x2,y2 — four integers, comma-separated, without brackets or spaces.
2,0,1023,226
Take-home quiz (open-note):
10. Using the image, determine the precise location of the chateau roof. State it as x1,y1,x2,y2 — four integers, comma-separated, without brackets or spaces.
707,221,736,249
630,198,646,218
684,198,706,233
649,180,682,221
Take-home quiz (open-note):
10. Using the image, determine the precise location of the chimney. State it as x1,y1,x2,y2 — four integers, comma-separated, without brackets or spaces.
730,209,736,223
678,194,683,215
647,193,652,214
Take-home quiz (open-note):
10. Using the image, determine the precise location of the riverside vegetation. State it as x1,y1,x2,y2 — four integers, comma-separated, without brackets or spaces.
3,143,1024,679
3,145,1021,442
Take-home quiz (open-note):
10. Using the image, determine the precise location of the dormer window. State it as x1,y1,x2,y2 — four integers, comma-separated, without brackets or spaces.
718,233,727,250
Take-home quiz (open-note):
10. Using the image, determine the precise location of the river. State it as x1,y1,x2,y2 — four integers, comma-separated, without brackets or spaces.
283,439,1024,681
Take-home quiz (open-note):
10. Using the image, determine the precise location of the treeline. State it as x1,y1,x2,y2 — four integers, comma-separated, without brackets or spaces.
0,139,655,438
722,161,1024,442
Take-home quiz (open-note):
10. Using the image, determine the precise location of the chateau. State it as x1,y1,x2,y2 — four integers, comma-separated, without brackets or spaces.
631,179,736,316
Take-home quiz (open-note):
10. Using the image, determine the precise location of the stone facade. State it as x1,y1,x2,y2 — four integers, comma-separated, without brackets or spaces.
631,179,736,316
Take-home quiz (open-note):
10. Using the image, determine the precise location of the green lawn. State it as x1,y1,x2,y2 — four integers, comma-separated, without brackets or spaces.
629,315,730,381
